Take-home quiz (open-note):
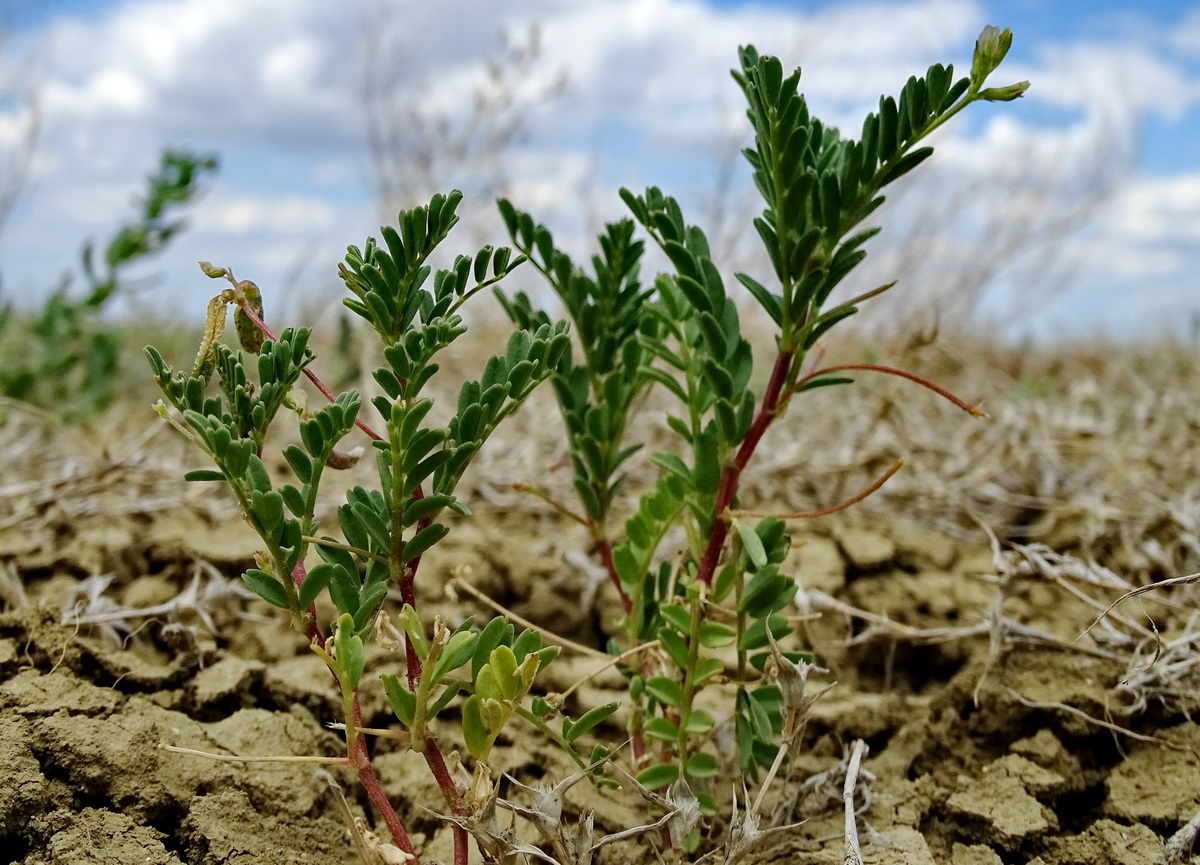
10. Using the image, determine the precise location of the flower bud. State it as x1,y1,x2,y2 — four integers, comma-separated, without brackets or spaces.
972,25,1014,85
978,81,1031,102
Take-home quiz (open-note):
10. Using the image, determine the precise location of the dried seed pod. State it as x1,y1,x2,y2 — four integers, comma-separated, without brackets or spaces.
234,280,265,354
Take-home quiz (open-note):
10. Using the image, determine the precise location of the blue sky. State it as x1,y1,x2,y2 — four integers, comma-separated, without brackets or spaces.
0,0,1197,341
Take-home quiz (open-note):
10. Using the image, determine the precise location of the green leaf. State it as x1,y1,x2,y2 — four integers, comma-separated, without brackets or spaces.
658,627,690,670
685,752,720,779
461,695,490,760
712,563,737,604
245,454,272,495
797,374,854,393
402,493,456,527
402,522,449,564
334,613,365,688
428,680,463,718
242,569,289,608
282,445,312,483
512,628,543,663
251,490,284,536
684,710,714,734
382,674,417,727
650,452,692,482
562,702,619,743
473,616,512,680
489,645,521,700
739,569,791,618
636,762,680,789
645,676,684,707
298,562,335,609
738,613,791,652
350,500,391,550
736,273,782,326
734,519,768,568
183,469,225,482
327,563,360,616
659,603,692,634
642,717,679,742
353,581,388,631
431,631,478,683
693,657,724,685
697,622,737,648
279,484,306,518
398,604,429,661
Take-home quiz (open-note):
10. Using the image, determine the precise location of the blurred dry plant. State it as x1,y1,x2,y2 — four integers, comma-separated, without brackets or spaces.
0,25,41,242
358,6,568,217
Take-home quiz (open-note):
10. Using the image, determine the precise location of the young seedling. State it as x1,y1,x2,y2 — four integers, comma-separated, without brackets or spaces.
148,26,1026,865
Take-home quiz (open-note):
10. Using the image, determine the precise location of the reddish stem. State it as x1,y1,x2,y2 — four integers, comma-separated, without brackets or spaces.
351,697,419,858
593,536,632,613
422,742,470,865
734,458,905,520
290,560,322,644
796,363,989,418
695,350,794,586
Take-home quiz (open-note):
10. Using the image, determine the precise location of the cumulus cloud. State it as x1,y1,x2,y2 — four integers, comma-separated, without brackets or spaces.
0,0,1196,339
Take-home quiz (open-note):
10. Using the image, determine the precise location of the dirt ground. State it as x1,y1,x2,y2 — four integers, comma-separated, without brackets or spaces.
2,342,1199,865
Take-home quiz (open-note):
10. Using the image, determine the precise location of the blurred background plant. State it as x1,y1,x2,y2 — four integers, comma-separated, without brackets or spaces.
0,148,216,421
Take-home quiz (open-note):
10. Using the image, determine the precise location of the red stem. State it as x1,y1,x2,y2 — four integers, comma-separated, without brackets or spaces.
290,560,322,644
796,363,989,418
695,350,794,586
351,697,419,858
593,536,632,613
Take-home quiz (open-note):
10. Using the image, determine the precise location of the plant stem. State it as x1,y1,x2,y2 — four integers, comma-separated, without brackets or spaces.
421,740,469,865
795,363,988,417
351,696,419,860
732,458,905,520
696,349,794,586
290,560,321,644
593,535,632,613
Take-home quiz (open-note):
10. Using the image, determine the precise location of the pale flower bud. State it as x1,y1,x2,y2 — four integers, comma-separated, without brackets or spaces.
972,25,1014,85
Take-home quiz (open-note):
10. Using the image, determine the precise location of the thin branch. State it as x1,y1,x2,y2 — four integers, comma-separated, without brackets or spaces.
556,640,661,703
448,576,612,660
303,535,389,566
797,363,989,418
843,740,868,865
513,482,589,526
161,744,349,765
733,459,904,520
1004,689,1193,751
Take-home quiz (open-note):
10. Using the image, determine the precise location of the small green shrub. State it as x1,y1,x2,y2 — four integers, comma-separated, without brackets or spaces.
148,28,1025,865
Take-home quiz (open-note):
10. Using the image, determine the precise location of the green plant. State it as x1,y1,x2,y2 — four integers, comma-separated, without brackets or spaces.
147,27,1025,865
0,149,217,420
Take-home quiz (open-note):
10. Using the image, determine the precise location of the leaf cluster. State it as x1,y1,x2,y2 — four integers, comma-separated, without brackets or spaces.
496,203,657,526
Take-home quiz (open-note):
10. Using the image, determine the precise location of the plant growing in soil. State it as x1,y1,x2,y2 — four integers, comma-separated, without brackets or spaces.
147,26,1025,865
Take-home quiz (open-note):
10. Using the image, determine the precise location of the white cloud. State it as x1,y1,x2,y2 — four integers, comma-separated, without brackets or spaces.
1107,173,1200,244
0,0,1198,341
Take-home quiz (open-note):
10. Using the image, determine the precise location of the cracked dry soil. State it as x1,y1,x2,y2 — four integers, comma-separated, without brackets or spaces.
1,499,1197,865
